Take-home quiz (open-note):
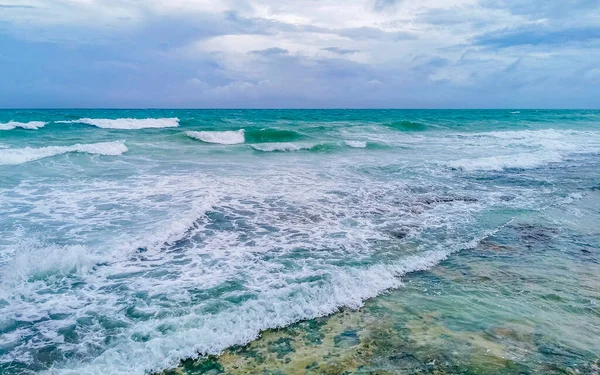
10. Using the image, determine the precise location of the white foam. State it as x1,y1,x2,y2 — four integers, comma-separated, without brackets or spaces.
344,140,367,148
447,151,564,171
0,124,590,375
428,129,600,171
57,118,179,129
0,141,128,165
54,250,463,375
1,240,100,286
185,130,245,144
0,121,47,130
250,142,311,152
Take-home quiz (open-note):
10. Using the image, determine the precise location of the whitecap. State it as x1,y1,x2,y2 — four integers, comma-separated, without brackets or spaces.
0,121,47,130
0,141,128,165
185,130,245,144
57,118,179,129
250,142,312,152
447,151,564,171
344,140,367,148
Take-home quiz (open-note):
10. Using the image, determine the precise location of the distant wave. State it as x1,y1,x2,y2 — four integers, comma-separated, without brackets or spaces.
250,142,338,152
185,128,304,145
387,120,427,131
447,152,563,171
245,128,303,143
56,118,179,129
186,130,245,145
344,140,367,148
0,121,47,130
0,141,128,165
251,142,308,152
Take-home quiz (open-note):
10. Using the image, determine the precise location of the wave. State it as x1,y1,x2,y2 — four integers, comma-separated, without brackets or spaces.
186,130,245,144
344,140,367,148
251,142,307,152
250,142,336,152
245,128,304,143
0,121,47,130
57,118,179,129
447,151,564,171
387,120,427,131
0,141,128,165
49,231,496,375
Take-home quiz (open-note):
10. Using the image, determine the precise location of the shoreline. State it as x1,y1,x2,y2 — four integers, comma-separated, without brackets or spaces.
161,219,600,375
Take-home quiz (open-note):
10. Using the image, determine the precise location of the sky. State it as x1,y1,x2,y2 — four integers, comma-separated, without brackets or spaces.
0,0,599,108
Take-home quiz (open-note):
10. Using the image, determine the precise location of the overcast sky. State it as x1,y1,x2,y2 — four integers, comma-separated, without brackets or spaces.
1,0,599,108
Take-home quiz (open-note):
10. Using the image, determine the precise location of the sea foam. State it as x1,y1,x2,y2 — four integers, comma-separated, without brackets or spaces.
250,142,316,152
447,152,564,171
0,121,47,130
0,141,128,165
58,118,180,129
344,140,367,148
186,130,245,144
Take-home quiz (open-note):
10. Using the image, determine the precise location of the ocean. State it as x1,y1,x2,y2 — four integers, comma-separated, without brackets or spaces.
0,110,598,374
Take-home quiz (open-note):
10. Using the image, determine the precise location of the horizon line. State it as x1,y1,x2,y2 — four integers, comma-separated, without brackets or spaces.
1,108,599,111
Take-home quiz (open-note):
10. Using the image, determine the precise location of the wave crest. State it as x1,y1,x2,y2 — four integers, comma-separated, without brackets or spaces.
387,120,427,131
0,141,128,165
186,130,245,145
250,143,312,152
447,152,564,171
57,118,179,129
245,129,303,143
344,140,367,148
0,121,47,130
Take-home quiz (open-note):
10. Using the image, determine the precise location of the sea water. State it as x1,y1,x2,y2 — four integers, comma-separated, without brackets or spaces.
0,110,598,374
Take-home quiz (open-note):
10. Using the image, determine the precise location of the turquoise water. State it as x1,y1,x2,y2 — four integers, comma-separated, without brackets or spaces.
0,110,599,374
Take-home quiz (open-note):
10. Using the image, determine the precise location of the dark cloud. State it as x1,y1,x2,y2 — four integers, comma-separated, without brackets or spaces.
321,47,359,55
1,0,599,108
0,4,37,8
249,47,289,56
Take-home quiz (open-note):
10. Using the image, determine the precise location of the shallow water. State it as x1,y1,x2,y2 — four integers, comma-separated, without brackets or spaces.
0,110,598,374
165,191,600,374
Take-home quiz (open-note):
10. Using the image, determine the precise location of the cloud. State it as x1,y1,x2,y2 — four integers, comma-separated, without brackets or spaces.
249,47,289,56
476,27,600,47
0,0,599,108
0,4,36,8
321,47,359,55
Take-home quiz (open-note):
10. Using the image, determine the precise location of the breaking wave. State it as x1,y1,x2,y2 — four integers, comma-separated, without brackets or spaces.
447,152,564,171
249,142,335,152
57,118,180,129
186,130,246,144
0,121,47,130
344,140,367,148
0,141,128,165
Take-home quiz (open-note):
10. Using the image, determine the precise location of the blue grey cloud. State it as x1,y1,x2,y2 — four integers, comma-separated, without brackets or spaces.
0,0,599,108
0,4,36,8
249,47,289,56
321,47,359,55
476,27,600,47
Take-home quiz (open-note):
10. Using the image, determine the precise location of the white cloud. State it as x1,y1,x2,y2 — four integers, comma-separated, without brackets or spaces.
1,0,599,107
